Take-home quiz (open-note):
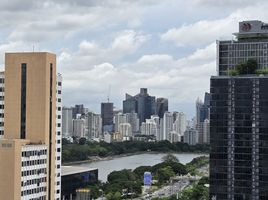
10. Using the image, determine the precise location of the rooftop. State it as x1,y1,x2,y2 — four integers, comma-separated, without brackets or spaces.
62,165,98,176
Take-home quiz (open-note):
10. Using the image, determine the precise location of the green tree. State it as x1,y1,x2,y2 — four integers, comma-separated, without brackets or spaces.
113,191,122,200
106,192,113,200
236,59,257,74
162,153,179,163
79,137,87,145
157,166,175,184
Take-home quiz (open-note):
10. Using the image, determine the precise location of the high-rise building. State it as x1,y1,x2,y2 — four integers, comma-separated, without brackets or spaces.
123,88,156,124
62,107,73,137
0,72,4,139
118,123,132,141
72,104,85,119
73,118,85,138
141,118,158,136
85,112,102,140
173,112,187,136
101,102,114,133
210,75,268,199
202,119,210,144
125,112,140,133
210,20,268,200
218,20,268,76
161,112,173,141
183,127,197,145
114,113,127,132
0,52,61,200
196,94,210,144
156,98,168,118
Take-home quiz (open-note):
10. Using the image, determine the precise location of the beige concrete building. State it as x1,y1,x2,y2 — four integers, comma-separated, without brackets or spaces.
0,52,61,200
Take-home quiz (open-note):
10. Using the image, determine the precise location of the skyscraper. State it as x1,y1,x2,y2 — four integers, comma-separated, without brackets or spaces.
62,107,73,137
101,102,114,133
0,52,61,200
218,20,268,76
85,112,102,140
72,104,85,119
156,98,168,118
210,75,268,199
123,88,156,124
210,20,268,199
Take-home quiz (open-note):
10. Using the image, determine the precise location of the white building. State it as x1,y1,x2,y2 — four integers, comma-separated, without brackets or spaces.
0,72,4,139
173,112,187,136
141,119,158,136
162,112,173,140
114,113,127,132
86,112,102,140
119,123,132,141
184,127,197,145
73,118,85,138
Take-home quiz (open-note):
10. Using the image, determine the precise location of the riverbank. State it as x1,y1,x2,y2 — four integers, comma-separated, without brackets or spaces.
63,151,208,165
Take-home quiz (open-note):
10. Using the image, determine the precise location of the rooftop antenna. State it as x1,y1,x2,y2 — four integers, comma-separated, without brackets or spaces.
107,85,111,103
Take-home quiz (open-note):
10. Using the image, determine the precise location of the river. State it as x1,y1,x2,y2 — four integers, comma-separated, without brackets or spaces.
75,153,207,182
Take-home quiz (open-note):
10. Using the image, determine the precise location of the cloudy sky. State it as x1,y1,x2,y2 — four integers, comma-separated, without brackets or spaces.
0,0,267,117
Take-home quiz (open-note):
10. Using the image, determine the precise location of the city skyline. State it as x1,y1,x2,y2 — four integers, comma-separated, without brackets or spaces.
1,1,267,117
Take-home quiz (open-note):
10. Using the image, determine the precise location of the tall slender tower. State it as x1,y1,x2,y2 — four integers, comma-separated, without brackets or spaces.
0,52,61,200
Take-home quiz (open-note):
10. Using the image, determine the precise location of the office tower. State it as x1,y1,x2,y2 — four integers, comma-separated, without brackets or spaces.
183,127,197,145
218,20,268,76
125,112,139,133
118,123,132,141
85,112,102,140
141,119,158,136
161,112,173,141
123,88,156,124
210,75,268,199
196,94,210,144
114,113,127,132
62,107,73,137
202,119,210,144
156,98,168,118
0,52,61,200
173,112,187,136
72,104,85,119
73,118,85,138
0,72,4,139
101,102,114,133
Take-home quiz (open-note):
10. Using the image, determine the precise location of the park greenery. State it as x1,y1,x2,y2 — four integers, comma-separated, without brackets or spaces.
62,139,210,163
229,59,268,75
82,155,208,199
152,176,209,200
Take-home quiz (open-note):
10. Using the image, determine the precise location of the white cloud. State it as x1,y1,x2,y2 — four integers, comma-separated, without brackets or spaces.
111,30,149,54
161,3,268,47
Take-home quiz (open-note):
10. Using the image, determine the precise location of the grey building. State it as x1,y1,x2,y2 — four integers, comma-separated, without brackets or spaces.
72,104,85,119
218,20,268,76
101,102,114,133
62,107,73,137
156,98,168,118
123,88,156,124
210,75,268,200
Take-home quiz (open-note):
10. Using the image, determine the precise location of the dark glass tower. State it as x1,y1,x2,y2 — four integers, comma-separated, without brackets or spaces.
210,75,268,200
156,98,168,118
123,88,156,124
101,102,114,132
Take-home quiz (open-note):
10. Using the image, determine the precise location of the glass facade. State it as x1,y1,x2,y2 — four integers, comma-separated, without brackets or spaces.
218,41,268,76
210,76,268,200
